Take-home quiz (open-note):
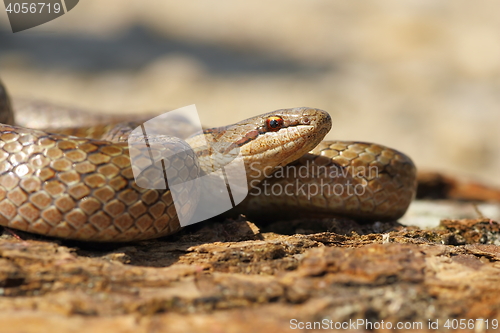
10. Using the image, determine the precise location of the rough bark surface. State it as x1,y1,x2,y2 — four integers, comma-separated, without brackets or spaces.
1,209,500,332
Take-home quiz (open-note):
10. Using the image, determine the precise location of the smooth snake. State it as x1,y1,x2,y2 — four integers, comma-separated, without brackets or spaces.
0,81,416,242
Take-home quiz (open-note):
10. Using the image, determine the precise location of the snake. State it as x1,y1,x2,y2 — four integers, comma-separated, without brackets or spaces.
0,80,417,242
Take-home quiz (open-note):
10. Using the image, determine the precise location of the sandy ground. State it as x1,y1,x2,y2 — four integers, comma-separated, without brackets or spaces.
1,0,500,188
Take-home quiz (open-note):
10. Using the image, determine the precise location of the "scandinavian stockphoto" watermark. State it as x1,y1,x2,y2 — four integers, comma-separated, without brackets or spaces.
248,160,379,200
128,105,378,227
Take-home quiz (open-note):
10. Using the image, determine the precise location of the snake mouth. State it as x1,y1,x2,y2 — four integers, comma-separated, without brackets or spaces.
240,124,314,157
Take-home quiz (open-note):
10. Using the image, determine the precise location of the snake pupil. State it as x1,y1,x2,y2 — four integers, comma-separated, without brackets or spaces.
266,116,283,132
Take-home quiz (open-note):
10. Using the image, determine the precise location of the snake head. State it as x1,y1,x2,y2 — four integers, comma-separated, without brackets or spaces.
201,107,332,183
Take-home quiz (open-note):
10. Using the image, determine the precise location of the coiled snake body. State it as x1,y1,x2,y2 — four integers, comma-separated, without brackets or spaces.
0,81,416,242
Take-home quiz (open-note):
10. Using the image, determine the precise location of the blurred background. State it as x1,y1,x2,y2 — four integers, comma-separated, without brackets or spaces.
1,0,499,185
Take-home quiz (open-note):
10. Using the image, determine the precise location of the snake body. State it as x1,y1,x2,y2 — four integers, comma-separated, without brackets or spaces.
0,81,416,242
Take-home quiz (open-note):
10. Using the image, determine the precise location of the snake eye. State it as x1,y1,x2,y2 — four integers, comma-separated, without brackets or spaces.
266,116,284,132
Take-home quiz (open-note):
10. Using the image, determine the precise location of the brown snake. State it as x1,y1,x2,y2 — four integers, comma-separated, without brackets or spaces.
0,81,416,242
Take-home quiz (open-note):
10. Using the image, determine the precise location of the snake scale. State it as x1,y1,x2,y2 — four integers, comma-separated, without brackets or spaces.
0,81,416,242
